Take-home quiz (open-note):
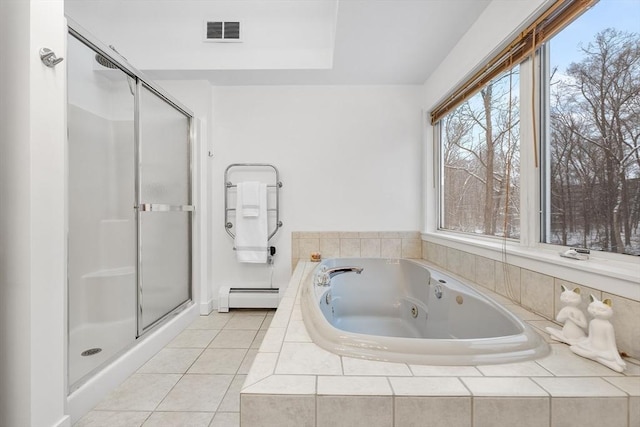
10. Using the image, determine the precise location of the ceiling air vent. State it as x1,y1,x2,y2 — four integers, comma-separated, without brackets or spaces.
204,21,242,42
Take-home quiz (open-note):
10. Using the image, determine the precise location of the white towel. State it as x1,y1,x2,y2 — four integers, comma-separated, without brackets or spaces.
240,181,261,217
235,182,268,263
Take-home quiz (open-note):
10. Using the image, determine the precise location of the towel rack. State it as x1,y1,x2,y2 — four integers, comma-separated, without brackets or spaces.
224,163,283,241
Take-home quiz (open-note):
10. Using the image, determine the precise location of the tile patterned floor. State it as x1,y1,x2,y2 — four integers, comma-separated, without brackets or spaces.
75,309,275,427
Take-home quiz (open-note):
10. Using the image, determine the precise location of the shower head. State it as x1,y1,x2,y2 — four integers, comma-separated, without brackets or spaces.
95,52,118,69
93,45,136,96
95,45,124,69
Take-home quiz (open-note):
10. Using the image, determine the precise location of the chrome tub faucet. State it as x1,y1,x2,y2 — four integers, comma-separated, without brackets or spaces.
316,266,364,286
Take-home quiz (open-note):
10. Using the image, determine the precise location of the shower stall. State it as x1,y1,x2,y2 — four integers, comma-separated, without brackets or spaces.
66,22,194,390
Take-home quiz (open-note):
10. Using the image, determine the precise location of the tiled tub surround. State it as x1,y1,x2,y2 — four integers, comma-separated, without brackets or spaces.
422,241,640,361
303,257,549,365
291,231,422,270
241,261,640,427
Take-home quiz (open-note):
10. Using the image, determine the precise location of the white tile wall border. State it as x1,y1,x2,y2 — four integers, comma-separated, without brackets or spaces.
241,261,640,427
423,240,640,361
291,231,423,271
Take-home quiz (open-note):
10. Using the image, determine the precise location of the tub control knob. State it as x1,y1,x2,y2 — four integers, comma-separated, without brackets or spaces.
316,266,330,286
434,284,443,299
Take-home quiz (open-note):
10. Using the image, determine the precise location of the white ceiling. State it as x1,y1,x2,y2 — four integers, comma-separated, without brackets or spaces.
66,0,492,85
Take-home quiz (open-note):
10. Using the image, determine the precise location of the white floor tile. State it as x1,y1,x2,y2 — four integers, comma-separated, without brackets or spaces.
250,330,267,348
74,410,151,427
166,329,220,348
187,315,231,330
141,411,213,427
155,374,233,412
208,329,257,349
217,375,246,412
94,374,181,411
137,348,202,374
188,348,247,374
237,348,258,374
243,352,278,388
224,315,265,330
209,412,240,427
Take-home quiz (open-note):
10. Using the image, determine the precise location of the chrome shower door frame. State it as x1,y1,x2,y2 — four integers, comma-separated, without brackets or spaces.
67,18,195,343
134,80,194,335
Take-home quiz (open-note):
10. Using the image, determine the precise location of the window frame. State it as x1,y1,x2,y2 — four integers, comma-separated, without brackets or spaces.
428,46,639,301
435,60,531,245
436,66,523,241
434,47,639,261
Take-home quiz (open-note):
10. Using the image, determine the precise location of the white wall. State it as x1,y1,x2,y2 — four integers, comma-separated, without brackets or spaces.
0,1,32,424
210,85,423,299
0,0,69,426
65,0,337,71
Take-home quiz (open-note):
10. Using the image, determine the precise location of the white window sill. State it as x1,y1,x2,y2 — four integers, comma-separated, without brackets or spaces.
421,231,640,301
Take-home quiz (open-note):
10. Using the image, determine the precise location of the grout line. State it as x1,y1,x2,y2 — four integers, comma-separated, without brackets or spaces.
314,375,318,427
151,371,186,413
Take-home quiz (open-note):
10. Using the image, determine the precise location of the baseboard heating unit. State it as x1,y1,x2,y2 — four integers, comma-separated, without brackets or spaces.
218,287,280,312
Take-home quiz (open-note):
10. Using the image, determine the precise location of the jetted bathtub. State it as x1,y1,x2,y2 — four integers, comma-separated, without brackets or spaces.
301,258,549,365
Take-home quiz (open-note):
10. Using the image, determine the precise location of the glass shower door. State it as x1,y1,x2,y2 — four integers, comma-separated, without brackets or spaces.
67,24,195,391
67,34,137,387
137,84,192,333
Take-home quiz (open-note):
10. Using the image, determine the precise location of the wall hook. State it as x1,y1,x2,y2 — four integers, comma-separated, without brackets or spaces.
39,48,64,68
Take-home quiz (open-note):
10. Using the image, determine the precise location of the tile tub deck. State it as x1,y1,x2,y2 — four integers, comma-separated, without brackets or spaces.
240,261,640,427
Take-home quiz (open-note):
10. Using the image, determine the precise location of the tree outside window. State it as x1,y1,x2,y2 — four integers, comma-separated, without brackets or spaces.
440,68,520,239
546,1,640,255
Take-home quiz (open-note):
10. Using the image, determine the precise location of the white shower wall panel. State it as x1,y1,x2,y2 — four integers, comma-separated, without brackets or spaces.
68,105,135,329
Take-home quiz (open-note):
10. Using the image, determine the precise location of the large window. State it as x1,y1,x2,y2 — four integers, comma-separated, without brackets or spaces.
440,68,520,238
544,0,640,255
436,0,639,257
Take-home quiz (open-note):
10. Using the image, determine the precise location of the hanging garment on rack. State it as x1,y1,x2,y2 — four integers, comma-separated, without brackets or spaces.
240,181,261,217
235,182,268,263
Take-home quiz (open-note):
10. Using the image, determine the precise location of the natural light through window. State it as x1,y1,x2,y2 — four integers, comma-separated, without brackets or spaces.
544,0,640,255
440,68,520,239
437,0,639,257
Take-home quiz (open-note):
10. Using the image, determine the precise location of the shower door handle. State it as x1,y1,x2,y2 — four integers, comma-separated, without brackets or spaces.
138,203,195,212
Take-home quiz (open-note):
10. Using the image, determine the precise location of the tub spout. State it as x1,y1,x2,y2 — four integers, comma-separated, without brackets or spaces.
326,266,364,278
316,266,364,286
